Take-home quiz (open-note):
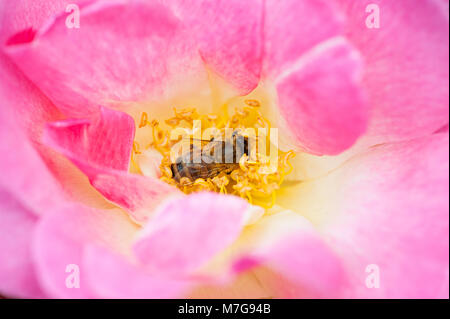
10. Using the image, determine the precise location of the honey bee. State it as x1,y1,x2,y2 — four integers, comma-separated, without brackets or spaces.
170,130,251,183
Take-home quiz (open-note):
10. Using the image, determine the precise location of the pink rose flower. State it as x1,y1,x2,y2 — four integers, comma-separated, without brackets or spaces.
0,0,448,298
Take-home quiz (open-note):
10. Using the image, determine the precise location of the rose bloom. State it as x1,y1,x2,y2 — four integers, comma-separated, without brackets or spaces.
0,0,448,299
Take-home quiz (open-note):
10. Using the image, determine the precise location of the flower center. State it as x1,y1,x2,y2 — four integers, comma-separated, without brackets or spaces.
131,99,294,208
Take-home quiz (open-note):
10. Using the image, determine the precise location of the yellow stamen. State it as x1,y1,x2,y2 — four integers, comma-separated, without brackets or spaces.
132,100,294,209
139,112,149,128
244,99,261,107
133,141,141,154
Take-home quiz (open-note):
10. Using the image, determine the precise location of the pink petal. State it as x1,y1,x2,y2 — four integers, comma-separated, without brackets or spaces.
83,245,189,298
33,203,139,298
0,190,45,298
0,54,66,216
263,0,344,79
259,235,344,298
337,0,449,146
5,0,208,117
165,0,263,94
331,133,449,298
0,0,79,43
91,172,181,224
133,193,249,276
187,271,273,299
275,39,368,155
280,133,449,298
43,107,179,223
44,107,135,172
226,211,345,298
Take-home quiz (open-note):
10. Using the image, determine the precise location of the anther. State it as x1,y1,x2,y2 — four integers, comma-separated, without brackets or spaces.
139,112,148,128
245,99,260,107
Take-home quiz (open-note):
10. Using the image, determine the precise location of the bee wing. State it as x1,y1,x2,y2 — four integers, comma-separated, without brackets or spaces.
201,140,225,154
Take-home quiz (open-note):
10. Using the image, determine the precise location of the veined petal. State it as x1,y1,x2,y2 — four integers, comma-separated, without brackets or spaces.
83,245,190,298
91,172,181,224
0,189,45,298
43,107,179,223
0,0,81,43
337,0,449,146
0,53,66,216
274,39,368,155
32,203,139,298
263,0,344,79
133,193,249,276
164,0,264,95
5,0,208,117
44,107,134,172
230,211,346,298
277,133,449,298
